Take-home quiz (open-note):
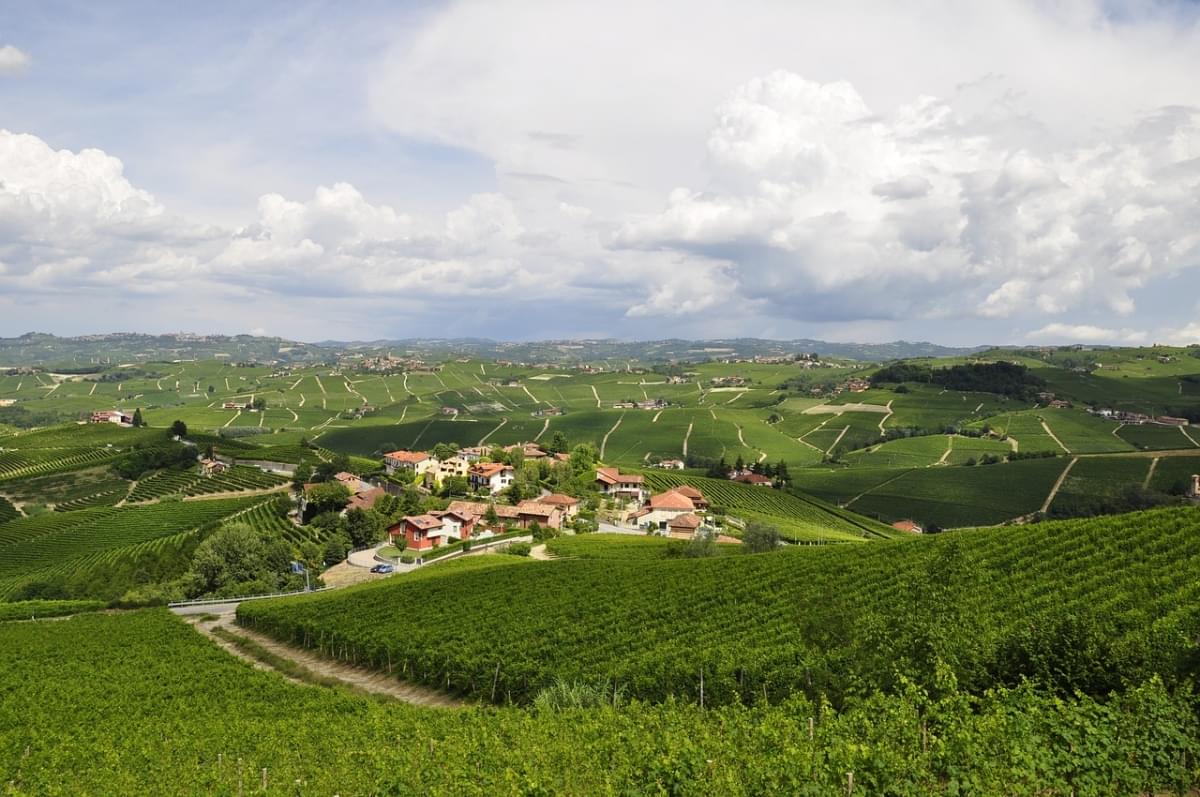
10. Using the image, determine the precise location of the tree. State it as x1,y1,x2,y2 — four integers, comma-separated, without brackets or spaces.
774,460,790,484
734,455,746,474
432,442,458,461
743,521,781,553
292,461,314,491
548,431,569,454
170,420,188,438
344,508,386,548
207,385,215,395
304,482,352,518
132,408,145,428
484,504,500,529
184,523,296,598
440,475,469,497
569,444,598,475
251,397,267,411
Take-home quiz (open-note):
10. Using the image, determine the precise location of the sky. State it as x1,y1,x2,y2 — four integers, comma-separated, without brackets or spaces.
2,0,1200,346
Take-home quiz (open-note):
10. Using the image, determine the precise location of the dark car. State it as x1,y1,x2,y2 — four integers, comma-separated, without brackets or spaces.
370,563,395,574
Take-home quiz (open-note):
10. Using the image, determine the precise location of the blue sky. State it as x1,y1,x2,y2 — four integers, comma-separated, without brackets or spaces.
2,0,1200,345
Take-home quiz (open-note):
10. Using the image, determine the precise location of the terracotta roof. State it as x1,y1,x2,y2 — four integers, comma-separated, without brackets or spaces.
470,462,512,478
540,493,579,507
733,473,773,485
670,485,705,500
648,491,695,510
595,467,644,485
667,512,702,530
403,514,443,530
891,519,922,533
347,487,385,512
385,450,430,463
447,500,520,520
516,501,559,518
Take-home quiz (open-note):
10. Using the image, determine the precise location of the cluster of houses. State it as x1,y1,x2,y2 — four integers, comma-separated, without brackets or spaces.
611,398,668,410
1087,408,1190,426
387,494,580,551
89,410,134,426
383,442,570,494
594,467,729,539
710,376,747,388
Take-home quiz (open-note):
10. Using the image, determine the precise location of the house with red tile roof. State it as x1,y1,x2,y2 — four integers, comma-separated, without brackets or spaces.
468,462,515,494
732,472,774,487
539,493,580,518
595,467,646,503
666,512,702,538
891,519,923,534
383,450,434,476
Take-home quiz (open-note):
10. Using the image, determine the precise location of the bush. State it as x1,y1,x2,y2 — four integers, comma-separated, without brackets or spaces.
743,521,781,553
504,542,532,557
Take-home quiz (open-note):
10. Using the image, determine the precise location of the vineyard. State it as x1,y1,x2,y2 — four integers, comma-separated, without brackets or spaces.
125,466,288,503
0,497,266,599
3,610,1196,793
546,533,742,560
641,471,898,540
240,506,1200,710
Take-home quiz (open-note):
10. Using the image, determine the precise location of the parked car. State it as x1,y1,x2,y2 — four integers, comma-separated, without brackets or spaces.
370,563,394,574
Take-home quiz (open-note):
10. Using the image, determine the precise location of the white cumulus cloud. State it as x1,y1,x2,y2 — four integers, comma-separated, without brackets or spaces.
0,45,29,76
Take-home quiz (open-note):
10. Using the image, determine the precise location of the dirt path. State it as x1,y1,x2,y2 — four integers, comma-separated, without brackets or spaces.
878,400,894,434
935,435,953,466
826,425,850,456
528,543,553,561
591,385,601,408
1039,457,1079,514
1041,419,1071,454
190,612,465,707
314,375,327,395
682,421,694,458
844,470,909,508
478,417,507,446
533,418,550,442
521,385,541,405
222,410,241,428
599,413,624,459
1144,457,1160,489
1180,426,1200,448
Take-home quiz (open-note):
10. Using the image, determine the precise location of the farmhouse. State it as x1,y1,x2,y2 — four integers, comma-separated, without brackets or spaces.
198,458,228,476
655,459,685,470
891,519,924,534
222,401,249,411
666,512,703,538
468,462,515,494
443,499,563,530
90,410,134,426
845,378,871,393
1156,416,1190,426
533,406,564,417
1188,475,1200,500
631,488,706,529
539,493,580,518
595,467,646,503
384,450,435,476
732,472,773,487
439,406,458,416
388,511,472,552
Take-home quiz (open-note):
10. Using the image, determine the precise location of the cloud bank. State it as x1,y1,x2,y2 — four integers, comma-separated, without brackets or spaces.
2,1,1200,343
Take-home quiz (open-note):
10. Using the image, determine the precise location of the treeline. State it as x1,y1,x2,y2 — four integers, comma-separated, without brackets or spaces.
871,361,1045,400
110,443,197,480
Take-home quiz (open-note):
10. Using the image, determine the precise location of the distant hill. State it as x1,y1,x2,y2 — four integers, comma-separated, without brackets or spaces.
0,332,988,367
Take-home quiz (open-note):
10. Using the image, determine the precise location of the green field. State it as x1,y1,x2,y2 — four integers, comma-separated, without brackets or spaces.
6,608,1196,793
241,507,1200,710
847,457,1068,527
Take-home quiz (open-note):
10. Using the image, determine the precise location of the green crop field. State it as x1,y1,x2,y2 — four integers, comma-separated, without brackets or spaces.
0,496,266,599
1118,423,1199,451
241,507,1200,712
7,609,1196,793
847,457,1068,527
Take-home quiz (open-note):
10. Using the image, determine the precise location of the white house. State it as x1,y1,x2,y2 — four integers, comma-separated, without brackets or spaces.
468,462,515,494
